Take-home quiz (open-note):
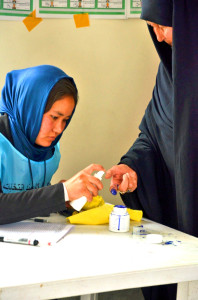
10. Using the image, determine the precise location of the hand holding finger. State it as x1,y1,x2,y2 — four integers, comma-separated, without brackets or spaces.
118,171,137,194
128,171,137,191
88,175,103,190
64,165,104,201
118,173,129,193
106,164,136,194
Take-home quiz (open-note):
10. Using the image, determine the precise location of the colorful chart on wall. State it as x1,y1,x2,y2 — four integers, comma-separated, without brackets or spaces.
36,0,126,19
128,0,141,18
0,0,141,19
0,0,33,19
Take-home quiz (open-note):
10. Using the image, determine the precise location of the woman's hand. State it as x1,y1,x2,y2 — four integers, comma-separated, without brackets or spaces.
63,164,105,202
105,164,137,194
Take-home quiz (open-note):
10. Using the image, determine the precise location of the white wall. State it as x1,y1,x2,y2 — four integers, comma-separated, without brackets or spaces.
0,18,159,204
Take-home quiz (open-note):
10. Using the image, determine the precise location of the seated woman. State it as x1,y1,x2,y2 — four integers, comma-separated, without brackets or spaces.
0,64,104,224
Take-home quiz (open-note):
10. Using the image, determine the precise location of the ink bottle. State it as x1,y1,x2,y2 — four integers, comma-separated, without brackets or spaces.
109,205,130,233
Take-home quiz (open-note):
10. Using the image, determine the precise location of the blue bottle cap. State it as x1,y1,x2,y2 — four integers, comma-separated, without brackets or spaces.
114,205,126,208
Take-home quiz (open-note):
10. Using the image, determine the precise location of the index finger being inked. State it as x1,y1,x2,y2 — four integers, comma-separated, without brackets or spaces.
105,165,124,179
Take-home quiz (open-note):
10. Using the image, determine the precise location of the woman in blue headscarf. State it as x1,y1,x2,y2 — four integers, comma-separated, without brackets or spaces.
0,65,104,225
106,1,198,299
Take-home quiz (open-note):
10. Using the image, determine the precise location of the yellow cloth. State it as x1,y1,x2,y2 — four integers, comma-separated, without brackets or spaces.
67,203,114,225
127,208,143,222
67,198,143,225
82,195,105,210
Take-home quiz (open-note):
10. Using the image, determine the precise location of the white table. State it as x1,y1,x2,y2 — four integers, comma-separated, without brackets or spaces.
0,214,198,300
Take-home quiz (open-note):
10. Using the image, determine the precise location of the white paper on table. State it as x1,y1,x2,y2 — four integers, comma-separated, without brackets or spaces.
0,221,74,246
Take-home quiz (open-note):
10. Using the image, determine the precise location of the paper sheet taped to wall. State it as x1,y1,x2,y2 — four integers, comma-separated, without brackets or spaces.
73,13,90,28
23,9,42,32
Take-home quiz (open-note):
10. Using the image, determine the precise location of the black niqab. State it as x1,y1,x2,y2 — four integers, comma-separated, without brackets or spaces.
121,0,198,236
119,2,198,299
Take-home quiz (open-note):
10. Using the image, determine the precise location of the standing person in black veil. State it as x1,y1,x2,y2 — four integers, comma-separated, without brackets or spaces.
106,1,198,299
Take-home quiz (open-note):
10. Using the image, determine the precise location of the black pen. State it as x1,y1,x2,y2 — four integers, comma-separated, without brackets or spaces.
29,218,48,223
0,236,39,246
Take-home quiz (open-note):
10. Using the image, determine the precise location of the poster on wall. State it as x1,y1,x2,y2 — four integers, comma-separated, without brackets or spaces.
36,0,126,19
127,0,141,18
0,0,141,19
0,0,33,19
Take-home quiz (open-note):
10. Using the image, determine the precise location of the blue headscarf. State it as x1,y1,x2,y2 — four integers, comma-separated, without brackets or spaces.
0,65,77,161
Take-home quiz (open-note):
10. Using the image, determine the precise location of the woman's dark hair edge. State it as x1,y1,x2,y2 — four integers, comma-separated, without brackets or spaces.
44,78,78,113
